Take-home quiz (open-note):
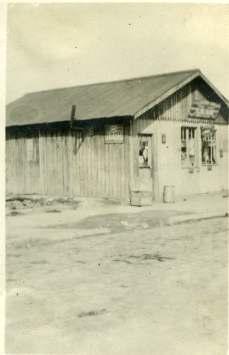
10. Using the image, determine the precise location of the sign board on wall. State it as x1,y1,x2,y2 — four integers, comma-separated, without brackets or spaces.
105,124,124,143
189,100,221,119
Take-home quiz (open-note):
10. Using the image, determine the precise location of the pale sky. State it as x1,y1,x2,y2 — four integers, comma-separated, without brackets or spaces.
7,3,229,103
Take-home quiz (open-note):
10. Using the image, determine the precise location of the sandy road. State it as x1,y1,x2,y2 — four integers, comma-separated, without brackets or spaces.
6,207,228,355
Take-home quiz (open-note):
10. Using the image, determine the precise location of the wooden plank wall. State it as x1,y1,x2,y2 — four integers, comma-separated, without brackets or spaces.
129,84,193,192
6,120,131,201
132,80,228,201
136,80,225,126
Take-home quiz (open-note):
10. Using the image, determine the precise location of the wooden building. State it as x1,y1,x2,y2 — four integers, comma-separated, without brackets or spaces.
6,69,229,204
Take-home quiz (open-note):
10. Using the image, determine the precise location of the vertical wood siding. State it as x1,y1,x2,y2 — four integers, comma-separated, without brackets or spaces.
6,79,227,201
131,81,228,200
6,121,130,201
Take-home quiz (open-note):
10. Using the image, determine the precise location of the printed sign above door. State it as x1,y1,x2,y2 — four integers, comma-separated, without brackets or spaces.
105,124,124,143
188,100,221,119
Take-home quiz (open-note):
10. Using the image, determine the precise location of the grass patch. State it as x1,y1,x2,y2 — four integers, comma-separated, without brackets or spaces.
78,308,107,318
45,209,61,213
8,211,23,217
30,260,48,265
112,259,132,264
7,253,21,258
129,253,175,262
112,253,175,264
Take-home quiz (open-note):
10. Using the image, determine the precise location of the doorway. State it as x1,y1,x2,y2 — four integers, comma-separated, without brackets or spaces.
138,134,153,193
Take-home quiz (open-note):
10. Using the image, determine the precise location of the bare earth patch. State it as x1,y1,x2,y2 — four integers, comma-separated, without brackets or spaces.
5,206,228,355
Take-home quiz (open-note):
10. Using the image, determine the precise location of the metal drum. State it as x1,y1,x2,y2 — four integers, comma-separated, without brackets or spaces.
163,185,175,203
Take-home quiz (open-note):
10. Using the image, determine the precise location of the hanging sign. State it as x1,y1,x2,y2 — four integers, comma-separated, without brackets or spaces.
105,124,124,143
189,100,221,119
87,127,94,137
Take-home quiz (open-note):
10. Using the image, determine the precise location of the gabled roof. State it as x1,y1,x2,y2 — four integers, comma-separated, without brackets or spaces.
6,69,228,127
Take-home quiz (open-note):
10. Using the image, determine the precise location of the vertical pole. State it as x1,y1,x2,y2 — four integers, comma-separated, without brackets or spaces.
153,122,160,201
70,105,76,128
129,118,134,203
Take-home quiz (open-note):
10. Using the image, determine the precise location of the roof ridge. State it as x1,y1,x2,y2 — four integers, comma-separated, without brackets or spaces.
25,68,200,97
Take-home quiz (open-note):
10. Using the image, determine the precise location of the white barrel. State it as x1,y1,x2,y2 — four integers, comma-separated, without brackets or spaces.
163,185,175,203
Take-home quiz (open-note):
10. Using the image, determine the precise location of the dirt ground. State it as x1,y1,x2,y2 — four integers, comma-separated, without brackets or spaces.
5,197,228,355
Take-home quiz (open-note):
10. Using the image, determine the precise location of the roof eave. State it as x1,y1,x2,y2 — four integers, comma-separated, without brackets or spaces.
6,114,134,129
133,71,228,119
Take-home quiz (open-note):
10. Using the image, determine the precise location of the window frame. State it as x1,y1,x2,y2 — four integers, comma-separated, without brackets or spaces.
26,137,39,163
180,126,198,169
201,127,217,166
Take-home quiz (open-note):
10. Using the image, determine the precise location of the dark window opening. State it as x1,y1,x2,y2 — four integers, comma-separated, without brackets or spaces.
181,127,197,167
201,128,216,165
138,135,151,168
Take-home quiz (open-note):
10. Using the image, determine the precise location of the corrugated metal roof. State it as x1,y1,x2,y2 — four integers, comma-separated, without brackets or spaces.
6,69,224,127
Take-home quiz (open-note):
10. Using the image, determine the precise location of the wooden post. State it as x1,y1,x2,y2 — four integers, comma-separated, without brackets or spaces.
70,105,76,128
128,118,135,201
153,122,160,201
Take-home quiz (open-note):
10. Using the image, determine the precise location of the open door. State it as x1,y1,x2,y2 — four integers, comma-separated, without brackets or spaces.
138,134,153,192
